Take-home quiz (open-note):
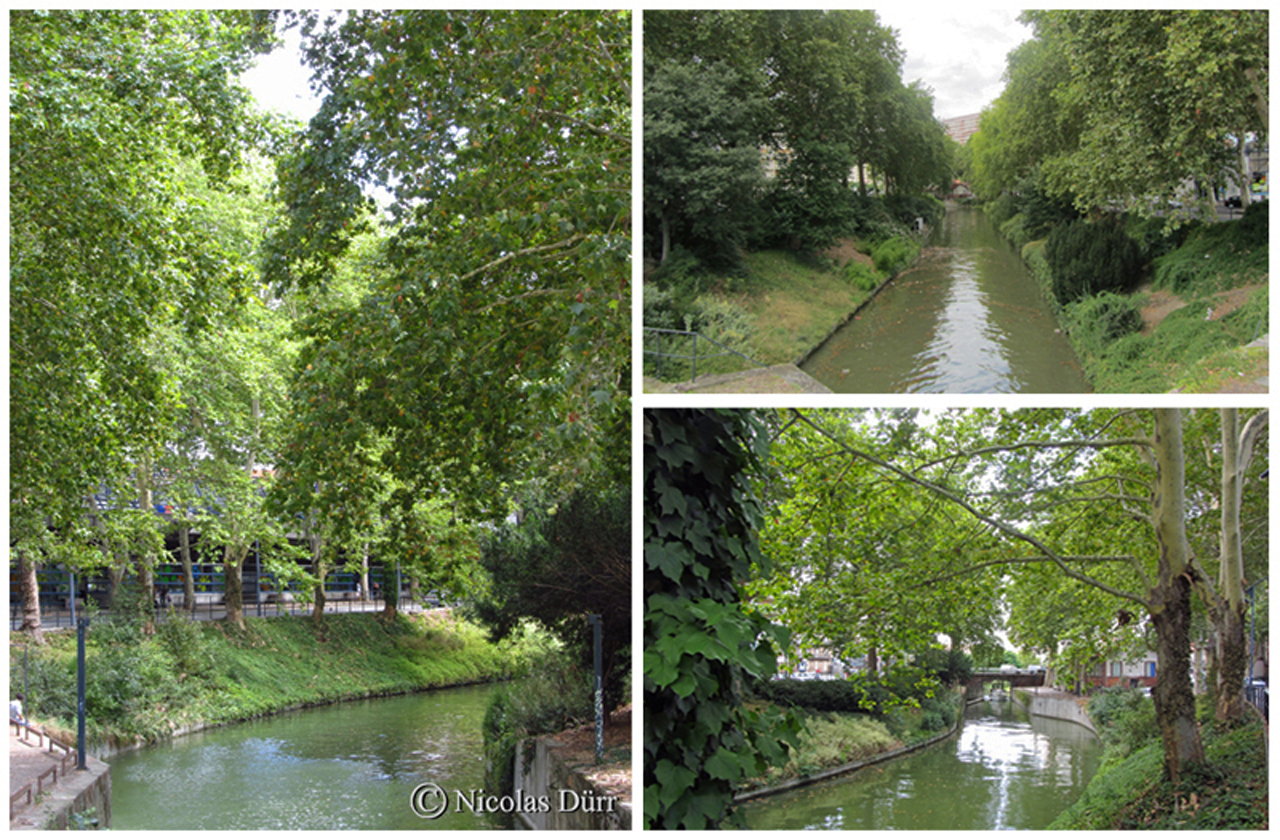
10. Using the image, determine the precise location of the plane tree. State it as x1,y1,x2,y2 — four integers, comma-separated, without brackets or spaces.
782,407,1262,783
264,10,631,523
10,10,275,640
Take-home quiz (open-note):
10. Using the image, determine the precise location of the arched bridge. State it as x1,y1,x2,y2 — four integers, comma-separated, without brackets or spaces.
966,670,1046,693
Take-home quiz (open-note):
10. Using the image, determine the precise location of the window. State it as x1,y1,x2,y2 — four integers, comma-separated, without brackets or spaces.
1146,661,1157,678
1110,662,1122,677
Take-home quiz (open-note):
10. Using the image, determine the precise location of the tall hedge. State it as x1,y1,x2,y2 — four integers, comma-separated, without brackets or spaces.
1044,216,1142,305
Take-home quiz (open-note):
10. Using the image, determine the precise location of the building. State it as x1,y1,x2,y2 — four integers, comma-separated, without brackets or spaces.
941,113,982,145
1086,652,1158,690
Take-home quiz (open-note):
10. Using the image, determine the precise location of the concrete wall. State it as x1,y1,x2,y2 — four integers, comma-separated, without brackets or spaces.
513,736,630,830
11,755,111,831
1019,691,1098,735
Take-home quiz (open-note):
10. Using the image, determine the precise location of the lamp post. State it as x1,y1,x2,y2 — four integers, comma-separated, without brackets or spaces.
76,616,89,770
588,614,603,764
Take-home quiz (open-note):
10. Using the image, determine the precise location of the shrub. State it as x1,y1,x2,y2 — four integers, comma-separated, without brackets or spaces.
481,649,594,795
870,236,918,275
1066,292,1142,355
999,213,1033,251
986,192,1018,230
1238,199,1268,247
840,259,881,292
1044,216,1142,305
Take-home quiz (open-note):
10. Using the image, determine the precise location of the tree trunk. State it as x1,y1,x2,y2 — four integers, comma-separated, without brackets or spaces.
1210,408,1266,722
178,526,196,615
223,545,246,631
1148,408,1205,782
19,551,44,645
660,210,671,265
1213,606,1248,721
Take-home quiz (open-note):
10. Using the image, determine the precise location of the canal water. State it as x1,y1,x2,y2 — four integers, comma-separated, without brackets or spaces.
802,204,1090,393
108,684,502,830
737,697,1103,830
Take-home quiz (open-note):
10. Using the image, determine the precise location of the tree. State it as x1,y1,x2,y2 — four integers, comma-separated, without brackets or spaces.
643,409,800,829
266,11,631,521
10,11,274,638
780,408,1259,783
1042,10,1268,218
643,59,766,266
473,483,631,714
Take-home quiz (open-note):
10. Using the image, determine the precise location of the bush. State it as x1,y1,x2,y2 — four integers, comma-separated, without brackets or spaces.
840,259,881,292
986,192,1018,230
999,213,1033,251
1044,216,1142,305
1238,199,1268,247
870,236,918,275
481,649,594,795
1066,292,1142,353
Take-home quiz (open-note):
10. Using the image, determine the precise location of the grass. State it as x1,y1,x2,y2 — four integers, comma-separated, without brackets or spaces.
744,691,959,791
1018,214,1268,393
716,249,877,365
1049,718,1268,830
12,611,541,748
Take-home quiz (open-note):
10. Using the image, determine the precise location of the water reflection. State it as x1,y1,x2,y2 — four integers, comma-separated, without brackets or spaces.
737,698,1102,831
108,684,501,830
802,206,1089,393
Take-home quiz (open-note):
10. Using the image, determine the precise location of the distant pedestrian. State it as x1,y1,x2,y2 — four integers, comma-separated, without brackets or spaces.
371,581,382,601
355,580,362,600
10,693,26,729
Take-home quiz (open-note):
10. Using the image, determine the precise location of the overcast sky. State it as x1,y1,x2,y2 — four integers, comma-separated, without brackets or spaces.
240,24,319,123
240,11,1034,142
876,9,1034,120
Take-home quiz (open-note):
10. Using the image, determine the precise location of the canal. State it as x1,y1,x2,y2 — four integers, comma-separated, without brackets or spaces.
802,204,1089,393
108,684,503,830
737,697,1103,830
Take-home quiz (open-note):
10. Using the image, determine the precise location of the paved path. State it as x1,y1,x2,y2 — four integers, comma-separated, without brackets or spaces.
9,727,74,820
645,364,833,394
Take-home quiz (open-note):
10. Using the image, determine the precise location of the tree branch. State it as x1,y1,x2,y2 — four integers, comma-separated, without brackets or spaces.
792,409,1148,606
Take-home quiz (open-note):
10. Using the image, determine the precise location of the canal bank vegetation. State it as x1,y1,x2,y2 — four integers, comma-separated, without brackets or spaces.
963,10,1268,393
1051,689,1267,829
743,680,964,791
992,188,1268,393
643,10,952,385
10,609,549,749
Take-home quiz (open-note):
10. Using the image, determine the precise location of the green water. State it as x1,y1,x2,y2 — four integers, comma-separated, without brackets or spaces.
108,684,503,830
738,698,1103,830
802,204,1090,393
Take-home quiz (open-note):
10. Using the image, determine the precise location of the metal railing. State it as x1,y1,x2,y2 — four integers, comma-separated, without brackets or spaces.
642,327,765,383
10,591,439,631
9,721,76,820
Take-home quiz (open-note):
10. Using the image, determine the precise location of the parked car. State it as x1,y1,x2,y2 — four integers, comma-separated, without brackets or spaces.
1224,195,1243,208
1026,665,1046,674
999,663,1018,674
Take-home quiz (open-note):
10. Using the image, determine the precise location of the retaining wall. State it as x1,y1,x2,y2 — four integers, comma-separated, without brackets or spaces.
1018,691,1098,734
513,736,631,830
10,754,111,830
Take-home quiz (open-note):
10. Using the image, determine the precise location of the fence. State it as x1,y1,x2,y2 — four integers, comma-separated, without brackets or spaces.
10,588,442,631
9,721,77,820
642,327,764,383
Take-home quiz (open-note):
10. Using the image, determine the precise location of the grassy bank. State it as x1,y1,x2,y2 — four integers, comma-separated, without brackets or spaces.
1012,206,1268,393
11,610,544,750
1049,717,1267,829
742,689,960,791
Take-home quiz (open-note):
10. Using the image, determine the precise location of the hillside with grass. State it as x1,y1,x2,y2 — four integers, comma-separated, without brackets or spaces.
12,611,547,750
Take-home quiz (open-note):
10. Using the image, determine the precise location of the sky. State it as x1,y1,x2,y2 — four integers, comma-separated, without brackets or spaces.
243,11,1032,127
875,9,1034,120
239,24,320,123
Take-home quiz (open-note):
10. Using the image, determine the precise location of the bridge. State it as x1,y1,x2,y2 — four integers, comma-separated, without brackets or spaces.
966,670,1046,693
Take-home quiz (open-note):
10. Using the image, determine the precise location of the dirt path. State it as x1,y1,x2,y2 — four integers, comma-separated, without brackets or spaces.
1139,283,1263,334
